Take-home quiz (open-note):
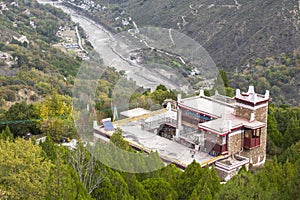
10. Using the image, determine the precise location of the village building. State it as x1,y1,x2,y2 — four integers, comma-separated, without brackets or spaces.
93,86,269,180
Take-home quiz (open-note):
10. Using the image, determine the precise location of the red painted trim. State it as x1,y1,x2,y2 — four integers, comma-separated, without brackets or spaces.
198,126,221,135
198,125,243,136
231,125,243,132
244,124,266,129
235,97,269,106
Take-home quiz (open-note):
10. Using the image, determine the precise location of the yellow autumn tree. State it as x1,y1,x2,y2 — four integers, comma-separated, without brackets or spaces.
38,90,74,141
0,139,52,199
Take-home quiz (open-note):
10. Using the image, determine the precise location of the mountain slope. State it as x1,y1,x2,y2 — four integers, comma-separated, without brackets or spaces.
118,0,300,68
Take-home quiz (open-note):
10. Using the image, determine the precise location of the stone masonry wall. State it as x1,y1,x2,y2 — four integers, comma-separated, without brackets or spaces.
237,105,268,165
235,106,253,120
228,132,242,155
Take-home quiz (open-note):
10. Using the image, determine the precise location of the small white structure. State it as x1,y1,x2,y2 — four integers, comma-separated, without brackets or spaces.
120,108,151,118
61,139,77,150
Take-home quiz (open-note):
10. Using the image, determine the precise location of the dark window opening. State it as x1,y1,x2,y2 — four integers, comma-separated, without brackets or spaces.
244,128,261,149
157,124,176,140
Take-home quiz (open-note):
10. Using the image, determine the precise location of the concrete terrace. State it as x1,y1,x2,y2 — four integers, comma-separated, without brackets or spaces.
94,109,224,168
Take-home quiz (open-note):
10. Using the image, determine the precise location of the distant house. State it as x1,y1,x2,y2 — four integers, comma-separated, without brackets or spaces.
63,43,79,49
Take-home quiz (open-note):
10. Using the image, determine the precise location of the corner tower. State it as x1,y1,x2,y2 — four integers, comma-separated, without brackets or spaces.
234,86,270,166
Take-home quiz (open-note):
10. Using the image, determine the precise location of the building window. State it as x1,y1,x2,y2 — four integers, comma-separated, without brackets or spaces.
182,109,211,125
204,135,227,156
244,128,261,149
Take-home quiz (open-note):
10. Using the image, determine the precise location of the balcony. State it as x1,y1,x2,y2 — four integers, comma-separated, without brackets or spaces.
244,137,260,149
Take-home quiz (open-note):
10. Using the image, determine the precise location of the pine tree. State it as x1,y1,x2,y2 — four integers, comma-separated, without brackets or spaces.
175,160,204,199
0,126,13,141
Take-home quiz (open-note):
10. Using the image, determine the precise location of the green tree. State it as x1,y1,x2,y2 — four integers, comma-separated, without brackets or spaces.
91,178,117,200
38,90,74,141
190,182,212,200
46,148,91,200
282,117,300,149
219,70,229,88
110,128,131,151
216,171,258,200
3,101,40,137
111,172,133,200
142,178,178,200
0,138,52,199
278,141,300,163
175,160,204,199
156,84,168,91
0,126,13,141
40,136,57,161
189,167,220,200
122,173,151,200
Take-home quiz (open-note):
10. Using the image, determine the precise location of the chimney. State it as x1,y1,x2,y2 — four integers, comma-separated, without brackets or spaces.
199,89,205,97
250,113,255,122
228,120,232,131
236,89,241,98
248,86,255,94
166,102,172,111
177,94,182,103
265,90,270,99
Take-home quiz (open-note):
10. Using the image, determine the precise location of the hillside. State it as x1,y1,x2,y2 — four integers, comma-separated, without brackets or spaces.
103,0,300,68
0,0,82,107
62,0,300,105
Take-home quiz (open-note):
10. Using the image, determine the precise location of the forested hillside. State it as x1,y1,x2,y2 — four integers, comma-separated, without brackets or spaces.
0,0,299,199
0,0,82,107
93,0,300,68
0,104,299,199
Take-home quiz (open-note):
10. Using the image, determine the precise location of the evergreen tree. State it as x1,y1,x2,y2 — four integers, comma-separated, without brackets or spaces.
0,126,13,141
122,173,151,200
3,101,40,137
282,117,300,149
278,141,300,163
110,171,133,200
175,160,204,199
142,178,178,200
40,136,58,161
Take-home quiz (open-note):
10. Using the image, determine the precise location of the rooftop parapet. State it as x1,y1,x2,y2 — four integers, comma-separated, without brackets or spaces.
235,86,269,105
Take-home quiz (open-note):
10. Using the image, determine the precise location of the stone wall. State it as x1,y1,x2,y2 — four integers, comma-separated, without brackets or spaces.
236,105,268,165
254,106,268,123
235,105,253,120
215,167,241,181
228,132,242,155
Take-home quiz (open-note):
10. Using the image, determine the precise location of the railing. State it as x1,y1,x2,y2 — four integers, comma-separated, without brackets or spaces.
142,116,176,131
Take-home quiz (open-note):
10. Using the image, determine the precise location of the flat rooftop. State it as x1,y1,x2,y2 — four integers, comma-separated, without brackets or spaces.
120,122,214,166
179,95,234,118
94,109,222,167
120,108,151,118
180,95,265,135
